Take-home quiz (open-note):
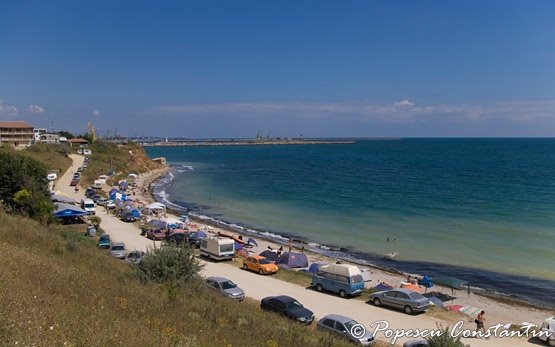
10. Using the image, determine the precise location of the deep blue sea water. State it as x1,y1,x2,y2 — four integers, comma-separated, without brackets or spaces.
145,139,555,306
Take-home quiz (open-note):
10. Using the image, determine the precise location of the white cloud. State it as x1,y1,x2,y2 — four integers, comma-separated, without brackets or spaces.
151,100,555,125
394,99,415,107
93,110,100,117
0,99,18,118
28,104,45,114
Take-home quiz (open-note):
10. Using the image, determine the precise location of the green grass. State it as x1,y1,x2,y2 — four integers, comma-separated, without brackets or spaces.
0,211,355,346
1,143,71,174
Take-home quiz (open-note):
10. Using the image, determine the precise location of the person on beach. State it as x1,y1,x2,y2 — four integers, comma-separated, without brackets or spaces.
475,310,486,335
287,240,292,252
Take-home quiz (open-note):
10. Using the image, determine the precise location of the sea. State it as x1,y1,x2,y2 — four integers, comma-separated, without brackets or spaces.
145,138,555,307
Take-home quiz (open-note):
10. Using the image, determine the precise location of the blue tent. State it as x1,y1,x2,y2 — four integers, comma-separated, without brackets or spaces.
194,231,207,238
109,188,119,196
130,208,141,218
53,203,87,218
277,252,309,268
234,241,243,251
260,250,279,262
307,263,324,274
149,220,167,228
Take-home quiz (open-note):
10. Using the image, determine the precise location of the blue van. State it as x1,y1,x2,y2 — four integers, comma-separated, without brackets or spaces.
311,264,365,298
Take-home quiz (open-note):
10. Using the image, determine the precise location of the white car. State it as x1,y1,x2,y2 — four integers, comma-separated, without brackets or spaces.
47,173,58,181
539,316,555,346
106,200,116,209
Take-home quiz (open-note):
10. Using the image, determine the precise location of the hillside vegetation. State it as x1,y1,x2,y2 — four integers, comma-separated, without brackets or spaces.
81,141,163,185
0,211,352,346
22,143,72,174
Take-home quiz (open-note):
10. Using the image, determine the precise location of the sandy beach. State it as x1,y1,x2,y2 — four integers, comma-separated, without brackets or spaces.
59,154,553,346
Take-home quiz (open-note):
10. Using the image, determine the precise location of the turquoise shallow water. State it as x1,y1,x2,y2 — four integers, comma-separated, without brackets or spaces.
145,139,555,305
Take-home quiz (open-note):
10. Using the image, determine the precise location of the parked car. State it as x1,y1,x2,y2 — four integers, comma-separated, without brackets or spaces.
317,314,375,346
109,242,126,259
165,232,188,246
77,166,84,172
97,234,111,248
97,198,107,207
91,194,102,203
125,250,145,265
187,231,207,248
46,173,58,181
106,200,116,209
538,316,555,346
70,179,79,186
146,229,166,240
260,295,314,324
368,289,431,314
121,211,137,222
85,187,95,197
206,276,245,301
403,340,429,347
243,255,279,275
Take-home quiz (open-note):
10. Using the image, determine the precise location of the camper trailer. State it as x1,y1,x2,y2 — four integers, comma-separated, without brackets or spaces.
93,180,104,189
200,237,235,261
80,198,96,215
83,149,92,155
311,264,364,298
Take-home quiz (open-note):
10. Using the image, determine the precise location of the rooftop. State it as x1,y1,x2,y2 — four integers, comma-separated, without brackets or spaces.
0,121,33,129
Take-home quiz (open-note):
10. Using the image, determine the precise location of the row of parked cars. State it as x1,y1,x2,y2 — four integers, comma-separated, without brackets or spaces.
97,234,145,264
70,157,89,186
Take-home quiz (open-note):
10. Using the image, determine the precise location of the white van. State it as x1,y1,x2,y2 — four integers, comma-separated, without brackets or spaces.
93,180,103,189
311,264,365,297
200,237,235,261
80,198,96,215
83,149,92,155
46,173,58,181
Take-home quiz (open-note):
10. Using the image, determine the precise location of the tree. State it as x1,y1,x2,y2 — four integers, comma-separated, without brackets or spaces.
0,152,53,221
57,130,75,139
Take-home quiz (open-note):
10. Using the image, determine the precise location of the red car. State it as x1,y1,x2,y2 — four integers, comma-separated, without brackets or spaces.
70,179,79,186
146,229,166,240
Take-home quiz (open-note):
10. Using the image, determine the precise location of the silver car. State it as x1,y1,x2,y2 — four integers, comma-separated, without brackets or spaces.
369,288,431,314
206,276,245,301
317,314,375,345
125,250,145,264
403,339,429,347
109,242,127,259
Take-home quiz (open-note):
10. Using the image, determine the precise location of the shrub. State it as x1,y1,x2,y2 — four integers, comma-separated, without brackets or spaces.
135,245,202,285
0,151,53,221
427,327,467,347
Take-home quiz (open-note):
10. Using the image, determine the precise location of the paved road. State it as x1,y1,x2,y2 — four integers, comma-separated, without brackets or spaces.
57,154,538,347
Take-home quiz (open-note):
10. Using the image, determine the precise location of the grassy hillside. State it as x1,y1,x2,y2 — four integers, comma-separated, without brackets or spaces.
0,211,353,346
0,143,71,174
80,141,163,186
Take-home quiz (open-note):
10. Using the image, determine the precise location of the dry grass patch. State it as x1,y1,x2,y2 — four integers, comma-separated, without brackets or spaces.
0,211,351,346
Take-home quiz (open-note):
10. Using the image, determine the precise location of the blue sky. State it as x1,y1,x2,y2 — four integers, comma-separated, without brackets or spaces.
1,1,554,137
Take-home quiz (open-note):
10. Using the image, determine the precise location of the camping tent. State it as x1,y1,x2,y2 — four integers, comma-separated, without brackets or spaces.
119,181,129,191
307,263,325,274
260,250,279,262
277,252,308,268
53,203,87,218
129,208,141,218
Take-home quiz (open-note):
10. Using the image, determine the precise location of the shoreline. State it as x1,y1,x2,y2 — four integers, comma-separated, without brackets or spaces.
136,164,554,326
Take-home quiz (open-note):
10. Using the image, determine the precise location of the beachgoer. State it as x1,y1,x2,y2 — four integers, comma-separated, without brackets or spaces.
287,240,292,252
387,237,390,242
475,310,486,335
300,246,304,254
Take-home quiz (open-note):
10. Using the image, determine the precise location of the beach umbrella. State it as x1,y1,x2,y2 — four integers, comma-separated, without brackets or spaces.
247,237,258,246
